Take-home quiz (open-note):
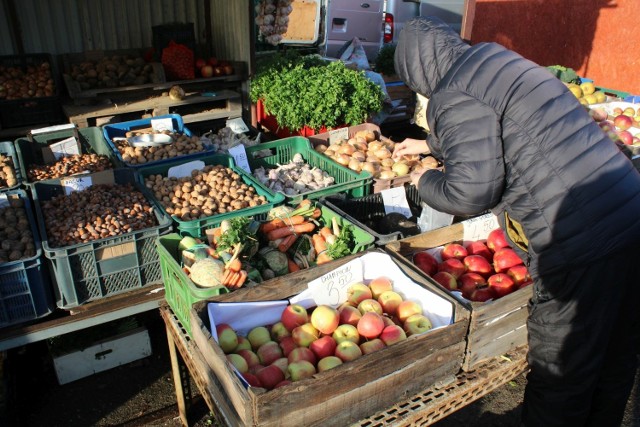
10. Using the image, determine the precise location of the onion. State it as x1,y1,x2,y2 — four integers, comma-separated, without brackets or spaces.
381,158,395,168
368,141,383,152
366,156,380,163
392,162,410,176
361,162,378,175
335,153,351,166
422,156,440,169
355,136,367,146
338,144,356,155
352,151,366,162
352,140,368,151
315,144,328,153
347,137,358,146
374,148,392,160
379,170,397,179
348,158,362,172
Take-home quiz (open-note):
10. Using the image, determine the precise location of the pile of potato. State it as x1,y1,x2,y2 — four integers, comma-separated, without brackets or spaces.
41,184,158,247
0,61,55,100
27,153,113,182
145,165,267,222
67,54,160,90
115,130,207,165
0,154,18,188
0,197,37,263
314,129,440,180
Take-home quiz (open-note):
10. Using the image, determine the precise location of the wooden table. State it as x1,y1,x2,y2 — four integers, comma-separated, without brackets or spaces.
159,304,529,427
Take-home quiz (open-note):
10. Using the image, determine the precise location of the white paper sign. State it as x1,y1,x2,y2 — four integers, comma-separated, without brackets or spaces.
226,117,250,134
30,123,76,135
168,160,205,179
49,136,81,160
0,194,9,208
328,127,349,144
228,144,251,174
463,212,499,242
381,186,412,218
307,258,364,307
62,176,92,195
151,118,174,133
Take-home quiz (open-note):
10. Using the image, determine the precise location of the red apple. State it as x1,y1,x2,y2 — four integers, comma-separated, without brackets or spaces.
256,364,285,390
235,336,251,352
357,298,383,315
599,120,615,132
278,336,297,357
614,114,633,131
317,356,343,372
487,228,510,251
377,290,403,316
236,349,261,369
257,341,283,365
463,254,494,277
310,305,339,335
270,321,291,342
493,248,524,273
248,364,265,375
379,324,407,346
360,338,386,355
309,335,337,360
506,265,532,285
247,326,271,350
465,240,493,262
617,130,634,145
437,258,466,279
459,272,487,299
381,315,396,327
368,276,393,299
281,304,309,332
347,283,373,306
226,353,249,373
396,300,422,323
357,312,385,339
292,323,320,348
440,243,468,261
469,285,494,302
338,304,362,327
413,251,439,276
334,340,363,362
200,64,214,78
215,323,238,354
287,346,317,366
270,357,289,376
403,314,433,336
241,372,262,388
488,273,516,298
432,271,458,291
332,324,360,344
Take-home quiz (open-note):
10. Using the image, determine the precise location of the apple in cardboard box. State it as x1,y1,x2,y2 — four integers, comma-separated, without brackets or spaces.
403,314,433,336
292,323,320,347
360,338,386,355
310,305,339,335
506,264,532,285
309,335,338,360
487,228,510,252
358,298,383,315
216,323,238,354
357,312,385,339
493,248,525,273
432,271,458,291
396,300,422,323
335,340,363,362
317,356,343,372
440,243,468,261
338,304,362,326
379,324,407,346
469,285,494,302
281,304,309,332
413,251,439,276
332,324,360,344
437,258,466,279
463,255,494,277
287,347,317,365
377,290,404,316
459,272,487,299
368,276,393,299
465,240,493,262
257,364,285,389
247,326,271,350
347,283,373,306
488,273,516,298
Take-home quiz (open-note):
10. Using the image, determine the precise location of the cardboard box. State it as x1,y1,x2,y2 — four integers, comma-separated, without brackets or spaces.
386,213,532,371
189,250,470,426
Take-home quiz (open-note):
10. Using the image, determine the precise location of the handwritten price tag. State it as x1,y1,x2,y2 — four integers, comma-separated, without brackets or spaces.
381,187,412,218
62,176,92,195
328,128,349,144
0,194,9,208
307,259,364,307
228,144,252,174
462,213,499,242
226,117,250,134
50,136,81,160
151,118,174,133
168,160,205,179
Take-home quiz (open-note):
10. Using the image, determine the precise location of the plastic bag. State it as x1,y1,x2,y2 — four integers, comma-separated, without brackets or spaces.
417,201,454,233
337,37,371,70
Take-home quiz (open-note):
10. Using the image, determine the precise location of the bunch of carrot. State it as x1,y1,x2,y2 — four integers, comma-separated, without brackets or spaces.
311,217,342,265
221,256,247,289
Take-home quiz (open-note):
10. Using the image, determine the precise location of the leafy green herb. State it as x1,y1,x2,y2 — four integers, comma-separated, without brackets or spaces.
374,44,397,76
326,224,355,260
215,217,256,254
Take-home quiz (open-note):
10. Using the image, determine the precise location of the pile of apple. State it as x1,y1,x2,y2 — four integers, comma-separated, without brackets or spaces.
590,105,640,146
413,228,532,302
194,57,234,78
215,277,433,390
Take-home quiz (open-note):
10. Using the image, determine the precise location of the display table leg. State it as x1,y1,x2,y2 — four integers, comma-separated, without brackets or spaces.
166,323,191,427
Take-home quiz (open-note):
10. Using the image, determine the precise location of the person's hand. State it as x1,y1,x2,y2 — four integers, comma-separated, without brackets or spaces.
392,138,430,160
410,167,426,187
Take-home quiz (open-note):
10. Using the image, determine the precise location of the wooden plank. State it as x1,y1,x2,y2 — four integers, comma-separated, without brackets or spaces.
464,325,528,371
468,285,531,330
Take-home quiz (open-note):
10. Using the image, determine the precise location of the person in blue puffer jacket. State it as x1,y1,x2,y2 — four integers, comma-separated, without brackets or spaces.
392,16,640,426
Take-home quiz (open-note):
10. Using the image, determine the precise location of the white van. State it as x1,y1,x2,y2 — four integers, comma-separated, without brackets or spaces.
383,0,467,44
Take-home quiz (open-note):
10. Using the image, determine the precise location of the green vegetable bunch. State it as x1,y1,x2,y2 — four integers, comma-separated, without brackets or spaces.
546,65,582,85
251,54,384,131
374,44,397,77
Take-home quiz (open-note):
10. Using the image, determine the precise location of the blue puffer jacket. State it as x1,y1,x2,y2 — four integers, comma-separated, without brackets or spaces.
395,17,640,277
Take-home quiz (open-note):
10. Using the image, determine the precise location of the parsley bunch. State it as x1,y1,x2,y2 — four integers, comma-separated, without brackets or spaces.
325,224,355,260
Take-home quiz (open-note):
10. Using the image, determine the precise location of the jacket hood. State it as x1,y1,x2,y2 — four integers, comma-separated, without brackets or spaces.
394,16,471,98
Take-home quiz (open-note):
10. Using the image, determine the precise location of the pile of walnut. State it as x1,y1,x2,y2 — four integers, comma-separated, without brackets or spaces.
27,153,113,182
0,197,36,262
145,165,267,222
0,154,18,188
41,184,158,247
116,130,207,165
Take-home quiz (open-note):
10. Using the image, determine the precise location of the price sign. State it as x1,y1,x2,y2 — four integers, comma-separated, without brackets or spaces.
151,118,174,133
328,128,349,144
226,117,250,134
463,213,499,242
31,123,76,135
307,259,364,307
168,160,205,179
228,144,252,174
0,194,9,208
62,176,92,195
49,136,81,160
381,187,412,218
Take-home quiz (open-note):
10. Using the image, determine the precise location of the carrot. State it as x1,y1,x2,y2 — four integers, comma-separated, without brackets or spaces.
316,252,333,265
278,234,298,252
311,208,322,219
221,268,234,286
226,257,242,273
263,215,307,233
312,233,327,254
297,199,313,209
235,270,248,287
319,227,334,239
266,222,316,240
287,257,300,273
228,271,242,288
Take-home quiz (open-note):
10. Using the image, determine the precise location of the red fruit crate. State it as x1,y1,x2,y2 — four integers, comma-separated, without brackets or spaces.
255,99,345,139
385,213,533,372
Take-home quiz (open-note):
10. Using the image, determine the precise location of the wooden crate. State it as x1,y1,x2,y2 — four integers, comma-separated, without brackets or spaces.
188,249,471,427
385,214,533,372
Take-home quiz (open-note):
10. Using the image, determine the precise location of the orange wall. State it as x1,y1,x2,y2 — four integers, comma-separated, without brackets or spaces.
470,0,640,95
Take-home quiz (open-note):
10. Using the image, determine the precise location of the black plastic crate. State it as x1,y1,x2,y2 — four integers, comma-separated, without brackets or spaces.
321,184,423,245
0,53,63,128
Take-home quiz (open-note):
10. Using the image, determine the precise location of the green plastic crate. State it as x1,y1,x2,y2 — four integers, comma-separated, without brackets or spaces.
596,86,630,100
0,141,23,192
156,202,374,337
244,137,372,204
31,169,173,309
137,153,285,239
15,125,121,186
